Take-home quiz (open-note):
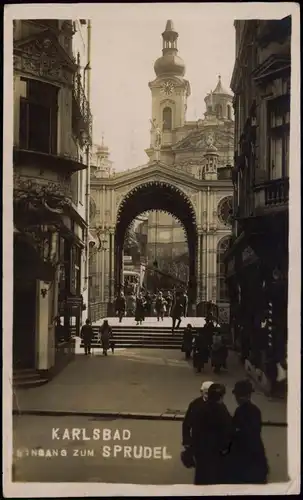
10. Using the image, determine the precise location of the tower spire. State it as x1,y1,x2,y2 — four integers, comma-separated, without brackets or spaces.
162,19,179,55
154,20,185,77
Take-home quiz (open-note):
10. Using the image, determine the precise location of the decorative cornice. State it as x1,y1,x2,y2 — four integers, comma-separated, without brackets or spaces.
14,29,77,86
14,174,72,213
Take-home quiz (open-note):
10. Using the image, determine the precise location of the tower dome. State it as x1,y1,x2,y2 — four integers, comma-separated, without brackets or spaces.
212,74,232,96
96,135,109,158
154,20,186,77
204,75,233,121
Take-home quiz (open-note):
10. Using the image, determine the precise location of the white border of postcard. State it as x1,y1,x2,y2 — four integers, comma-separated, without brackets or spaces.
3,2,301,496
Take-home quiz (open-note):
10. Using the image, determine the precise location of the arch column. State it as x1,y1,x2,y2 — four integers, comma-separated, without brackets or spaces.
108,229,115,304
197,230,204,303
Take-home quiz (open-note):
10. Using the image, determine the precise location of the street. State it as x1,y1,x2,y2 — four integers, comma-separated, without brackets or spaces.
12,348,288,484
13,415,287,484
14,348,287,424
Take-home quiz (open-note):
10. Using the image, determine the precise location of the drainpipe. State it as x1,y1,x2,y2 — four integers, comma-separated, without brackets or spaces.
206,186,210,303
85,19,92,318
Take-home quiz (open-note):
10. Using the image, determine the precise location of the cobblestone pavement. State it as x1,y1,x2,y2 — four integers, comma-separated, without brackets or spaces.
12,415,288,485
14,348,287,424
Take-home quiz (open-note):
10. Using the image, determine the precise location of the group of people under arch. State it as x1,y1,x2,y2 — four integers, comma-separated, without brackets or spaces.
114,288,189,329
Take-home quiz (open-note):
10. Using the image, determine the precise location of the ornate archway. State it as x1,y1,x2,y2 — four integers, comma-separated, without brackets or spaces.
114,181,198,303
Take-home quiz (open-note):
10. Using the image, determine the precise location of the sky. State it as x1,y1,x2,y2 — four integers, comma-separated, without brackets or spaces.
89,4,236,172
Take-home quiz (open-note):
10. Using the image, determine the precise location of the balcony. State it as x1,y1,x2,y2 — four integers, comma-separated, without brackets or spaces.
72,73,92,147
254,178,289,214
13,147,89,174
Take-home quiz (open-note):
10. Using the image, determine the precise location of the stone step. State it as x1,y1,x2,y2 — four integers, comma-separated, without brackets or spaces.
13,369,49,389
83,344,182,350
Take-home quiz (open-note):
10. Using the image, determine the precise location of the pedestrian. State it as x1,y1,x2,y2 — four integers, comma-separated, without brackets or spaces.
99,319,113,356
155,291,166,322
80,318,94,355
211,329,225,373
145,292,152,316
204,316,216,348
182,324,194,360
165,291,173,317
228,380,269,484
182,380,214,448
127,293,136,317
193,328,209,372
182,382,232,485
182,290,189,318
135,292,146,325
115,292,126,323
171,293,184,333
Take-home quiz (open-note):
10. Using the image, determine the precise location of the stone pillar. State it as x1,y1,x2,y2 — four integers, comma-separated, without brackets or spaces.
197,232,203,303
108,230,115,305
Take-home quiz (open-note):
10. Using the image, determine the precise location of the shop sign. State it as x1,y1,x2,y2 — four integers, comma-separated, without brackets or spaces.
66,296,83,307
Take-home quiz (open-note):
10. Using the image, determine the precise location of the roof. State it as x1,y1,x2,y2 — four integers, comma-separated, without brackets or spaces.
213,75,232,95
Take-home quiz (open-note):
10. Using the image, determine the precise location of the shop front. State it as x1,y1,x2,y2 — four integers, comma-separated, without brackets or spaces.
225,212,288,395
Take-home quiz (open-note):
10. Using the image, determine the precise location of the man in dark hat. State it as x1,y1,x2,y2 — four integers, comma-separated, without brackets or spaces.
228,379,269,484
182,382,232,485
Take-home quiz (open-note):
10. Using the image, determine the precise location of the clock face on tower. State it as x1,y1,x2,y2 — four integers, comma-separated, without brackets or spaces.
160,80,175,96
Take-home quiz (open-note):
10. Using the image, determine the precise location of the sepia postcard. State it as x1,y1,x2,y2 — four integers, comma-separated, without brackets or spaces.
3,2,301,497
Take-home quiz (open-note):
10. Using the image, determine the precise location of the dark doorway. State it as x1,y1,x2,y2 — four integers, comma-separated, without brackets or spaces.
13,278,37,369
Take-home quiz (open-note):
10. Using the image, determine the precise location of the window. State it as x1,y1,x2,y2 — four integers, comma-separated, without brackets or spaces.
215,104,223,118
162,107,172,130
207,106,213,114
70,245,81,294
227,105,232,120
267,95,290,179
218,196,233,226
216,237,231,303
19,78,58,154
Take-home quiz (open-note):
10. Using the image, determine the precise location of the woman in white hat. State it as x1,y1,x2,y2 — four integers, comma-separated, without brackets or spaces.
182,380,214,448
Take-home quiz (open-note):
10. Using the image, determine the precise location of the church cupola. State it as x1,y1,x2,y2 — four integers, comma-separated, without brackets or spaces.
93,135,113,178
154,20,186,77
204,75,233,121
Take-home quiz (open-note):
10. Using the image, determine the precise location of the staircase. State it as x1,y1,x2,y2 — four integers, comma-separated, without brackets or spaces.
13,369,49,389
79,325,183,350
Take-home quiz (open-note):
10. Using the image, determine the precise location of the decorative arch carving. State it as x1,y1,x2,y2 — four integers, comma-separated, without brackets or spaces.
115,180,198,217
114,181,198,303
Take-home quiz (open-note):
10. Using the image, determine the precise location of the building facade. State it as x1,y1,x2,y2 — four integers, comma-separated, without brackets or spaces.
13,19,92,379
88,20,233,322
224,17,290,394
89,139,114,321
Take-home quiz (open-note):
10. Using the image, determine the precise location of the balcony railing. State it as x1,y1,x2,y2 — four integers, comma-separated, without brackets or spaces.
254,178,289,211
72,73,92,146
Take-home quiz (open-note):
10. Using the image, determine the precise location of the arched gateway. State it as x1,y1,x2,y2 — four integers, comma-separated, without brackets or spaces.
115,181,198,303
89,160,233,319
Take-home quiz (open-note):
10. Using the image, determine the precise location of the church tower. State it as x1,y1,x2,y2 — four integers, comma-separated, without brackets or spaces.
204,75,234,122
147,20,191,160
92,135,113,178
